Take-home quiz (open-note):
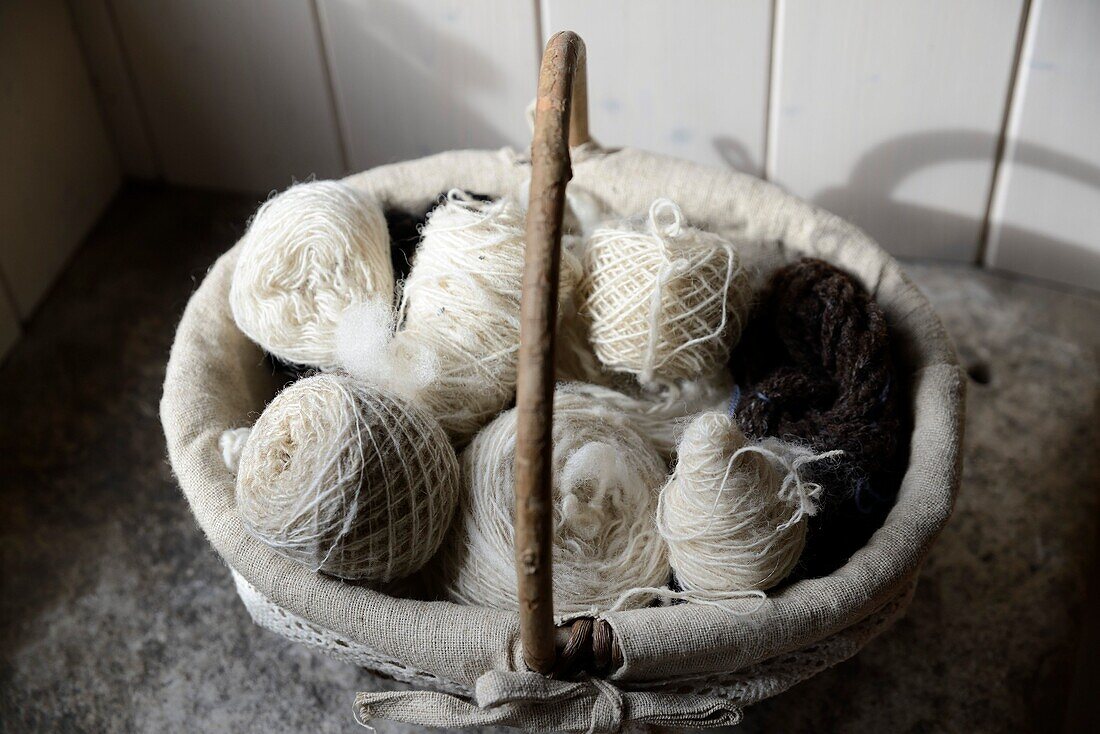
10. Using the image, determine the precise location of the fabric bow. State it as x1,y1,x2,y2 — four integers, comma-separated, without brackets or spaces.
355,670,742,733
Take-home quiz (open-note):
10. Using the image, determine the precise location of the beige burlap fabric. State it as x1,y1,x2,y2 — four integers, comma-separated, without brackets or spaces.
161,146,963,732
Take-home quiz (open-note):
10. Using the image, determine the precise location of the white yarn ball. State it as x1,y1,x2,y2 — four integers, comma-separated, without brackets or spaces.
343,192,580,442
437,390,670,613
659,412,839,594
235,374,459,582
581,199,750,386
230,181,395,369
560,371,734,460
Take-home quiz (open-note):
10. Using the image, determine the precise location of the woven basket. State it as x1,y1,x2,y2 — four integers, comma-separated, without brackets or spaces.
161,33,963,732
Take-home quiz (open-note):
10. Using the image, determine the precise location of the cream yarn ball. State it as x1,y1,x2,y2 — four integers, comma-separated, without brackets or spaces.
437,390,670,613
230,181,395,369
340,192,581,442
581,198,750,385
235,374,459,582
659,411,840,595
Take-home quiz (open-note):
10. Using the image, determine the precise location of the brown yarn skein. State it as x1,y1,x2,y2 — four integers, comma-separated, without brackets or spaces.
730,257,903,578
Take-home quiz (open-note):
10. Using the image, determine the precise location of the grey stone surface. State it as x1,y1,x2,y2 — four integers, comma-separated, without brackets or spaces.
1,186,1097,733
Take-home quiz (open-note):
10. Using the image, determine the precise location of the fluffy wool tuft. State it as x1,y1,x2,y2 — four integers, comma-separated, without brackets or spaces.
219,426,252,474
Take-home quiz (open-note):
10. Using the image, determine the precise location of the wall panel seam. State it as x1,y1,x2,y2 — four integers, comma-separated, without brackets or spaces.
534,0,546,66
311,0,351,176
978,0,1039,267
763,0,784,183
63,0,123,175
101,0,163,179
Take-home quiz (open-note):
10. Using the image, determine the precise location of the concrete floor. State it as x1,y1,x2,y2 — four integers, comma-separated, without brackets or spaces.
1,185,1098,733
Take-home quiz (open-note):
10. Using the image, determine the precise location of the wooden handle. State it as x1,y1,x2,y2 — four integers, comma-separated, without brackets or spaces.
514,30,589,675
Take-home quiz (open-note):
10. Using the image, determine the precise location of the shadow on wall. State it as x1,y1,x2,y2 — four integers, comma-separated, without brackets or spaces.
714,130,1100,268
343,0,521,168
712,136,760,176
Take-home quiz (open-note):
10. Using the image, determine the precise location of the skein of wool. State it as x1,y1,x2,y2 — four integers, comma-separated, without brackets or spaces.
730,257,902,578
581,199,751,386
384,191,494,281
230,181,395,370
341,192,580,442
235,374,459,582
659,412,841,597
436,390,670,613
560,372,734,460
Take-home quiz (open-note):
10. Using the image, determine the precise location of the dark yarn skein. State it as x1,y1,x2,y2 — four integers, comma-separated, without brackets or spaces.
730,257,904,578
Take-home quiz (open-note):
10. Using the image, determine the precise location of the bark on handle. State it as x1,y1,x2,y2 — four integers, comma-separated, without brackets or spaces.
515,30,589,675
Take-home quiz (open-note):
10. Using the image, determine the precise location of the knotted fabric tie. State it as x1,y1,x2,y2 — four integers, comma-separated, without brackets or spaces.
354,670,742,733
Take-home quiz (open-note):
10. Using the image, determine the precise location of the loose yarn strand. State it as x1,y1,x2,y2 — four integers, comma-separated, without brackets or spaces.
608,586,767,616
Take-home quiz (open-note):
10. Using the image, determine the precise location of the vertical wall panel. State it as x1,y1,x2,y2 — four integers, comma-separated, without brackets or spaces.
318,0,540,171
0,0,121,317
771,0,1024,261
985,0,1100,291
544,0,772,175
67,0,159,180
110,0,344,192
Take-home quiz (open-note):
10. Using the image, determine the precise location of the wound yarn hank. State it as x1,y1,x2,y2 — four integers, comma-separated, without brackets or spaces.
436,389,670,613
560,371,734,460
230,181,394,370
343,192,580,442
658,411,842,599
731,257,901,577
581,199,750,386
384,191,494,282
235,374,459,582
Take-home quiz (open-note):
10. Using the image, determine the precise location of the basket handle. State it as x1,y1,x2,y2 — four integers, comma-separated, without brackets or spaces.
515,30,589,675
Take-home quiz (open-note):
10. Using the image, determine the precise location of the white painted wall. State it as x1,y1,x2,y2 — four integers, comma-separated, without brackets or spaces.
67,0,159,180
1,0,1096,354
769,0,1025,262
317,0,540,170
985,0,1100,292
0,0,121,323
543,0,773,175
